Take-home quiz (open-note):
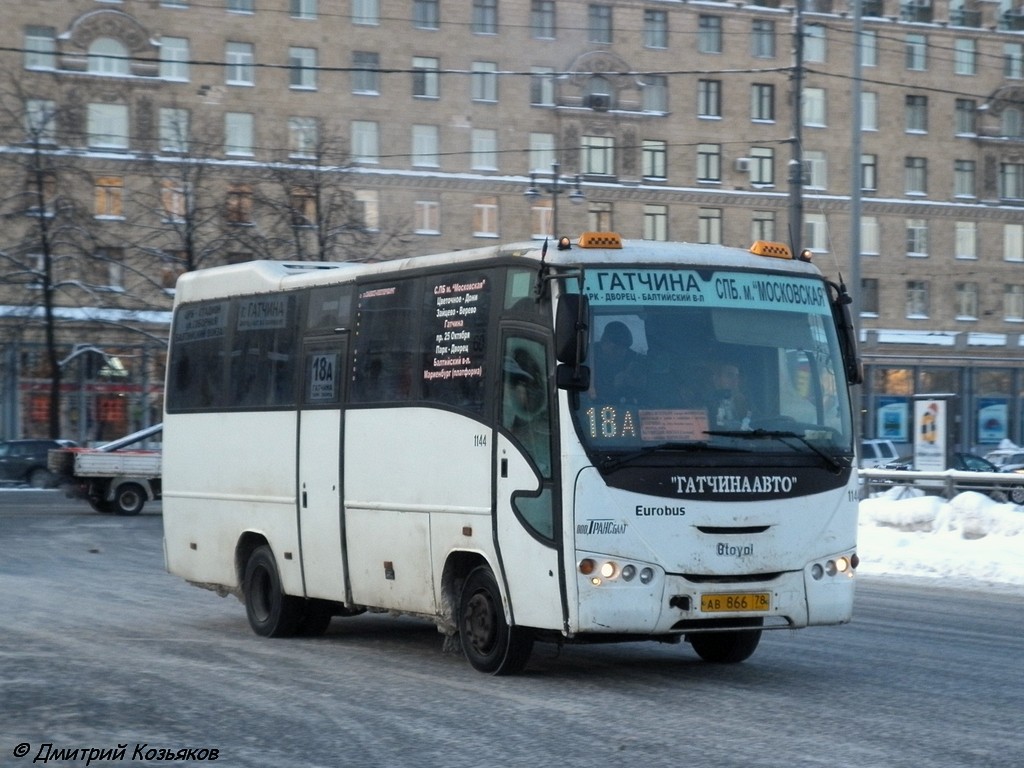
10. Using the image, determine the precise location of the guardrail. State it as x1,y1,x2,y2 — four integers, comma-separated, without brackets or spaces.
859,467,1024,504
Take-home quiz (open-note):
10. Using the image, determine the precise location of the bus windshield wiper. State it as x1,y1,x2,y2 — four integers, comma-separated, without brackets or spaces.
704,429,848,473
600,441,744,472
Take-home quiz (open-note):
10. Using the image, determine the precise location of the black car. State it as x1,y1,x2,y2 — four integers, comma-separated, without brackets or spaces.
0,439,77,487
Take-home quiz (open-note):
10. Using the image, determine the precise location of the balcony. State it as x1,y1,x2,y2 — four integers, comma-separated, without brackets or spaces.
901,2,934,23
949,8,982,27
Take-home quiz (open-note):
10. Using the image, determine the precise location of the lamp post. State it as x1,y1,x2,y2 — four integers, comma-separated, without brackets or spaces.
523,161,585,239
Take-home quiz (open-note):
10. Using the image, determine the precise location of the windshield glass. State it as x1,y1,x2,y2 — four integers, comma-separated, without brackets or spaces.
569,266,854,459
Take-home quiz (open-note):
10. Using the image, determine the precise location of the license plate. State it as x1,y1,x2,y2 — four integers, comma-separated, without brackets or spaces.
700,592,771,613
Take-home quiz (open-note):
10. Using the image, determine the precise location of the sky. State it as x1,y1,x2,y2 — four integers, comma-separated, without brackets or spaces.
858,487,1024,592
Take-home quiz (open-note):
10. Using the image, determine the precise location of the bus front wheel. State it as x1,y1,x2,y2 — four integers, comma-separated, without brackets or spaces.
688,627,762,664
458,566,533,675
243,545,303,638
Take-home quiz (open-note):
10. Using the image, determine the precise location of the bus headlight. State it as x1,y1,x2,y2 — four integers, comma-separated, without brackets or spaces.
639,567,654,584
621,564,637,582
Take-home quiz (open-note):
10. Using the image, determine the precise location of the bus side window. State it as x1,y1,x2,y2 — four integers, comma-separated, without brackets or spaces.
502,337,551,477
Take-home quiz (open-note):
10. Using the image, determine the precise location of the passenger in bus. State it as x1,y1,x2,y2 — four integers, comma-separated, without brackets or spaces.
708,361,751,429
591,321,645,403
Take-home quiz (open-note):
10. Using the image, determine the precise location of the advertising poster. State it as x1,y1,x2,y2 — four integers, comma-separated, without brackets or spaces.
875,396,909,441
913,399,946,471
976,398,1008,444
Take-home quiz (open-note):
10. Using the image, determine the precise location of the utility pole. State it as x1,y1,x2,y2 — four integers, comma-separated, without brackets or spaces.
850,0,864,330
789,0,805,257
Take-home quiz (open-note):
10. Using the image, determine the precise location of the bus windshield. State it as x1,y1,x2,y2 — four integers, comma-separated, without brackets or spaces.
571,266,854,459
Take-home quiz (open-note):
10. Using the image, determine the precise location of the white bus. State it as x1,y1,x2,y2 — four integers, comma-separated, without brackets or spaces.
162,232,862,675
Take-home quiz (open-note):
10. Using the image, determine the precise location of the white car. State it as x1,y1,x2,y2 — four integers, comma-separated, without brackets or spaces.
860,439,901,469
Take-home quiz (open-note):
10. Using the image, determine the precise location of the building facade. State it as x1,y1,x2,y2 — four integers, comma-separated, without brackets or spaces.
3,0,1024,450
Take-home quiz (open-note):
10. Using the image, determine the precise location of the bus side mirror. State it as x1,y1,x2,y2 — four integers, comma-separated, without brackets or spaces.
555,294,589,364
556,363,591,391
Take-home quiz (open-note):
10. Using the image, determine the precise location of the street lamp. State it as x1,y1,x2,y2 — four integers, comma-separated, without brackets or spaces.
523,161,585,239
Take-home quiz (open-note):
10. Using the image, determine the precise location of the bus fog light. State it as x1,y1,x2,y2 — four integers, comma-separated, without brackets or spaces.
591,577,602,586
836,557,850,573
600,561,617,579
825,560,838,577
579,558,595,575
811,563,824,580
621,564,637,581
639,567,654,584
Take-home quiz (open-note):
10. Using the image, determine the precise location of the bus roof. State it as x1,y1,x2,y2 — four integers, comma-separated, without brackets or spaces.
172,238,824,304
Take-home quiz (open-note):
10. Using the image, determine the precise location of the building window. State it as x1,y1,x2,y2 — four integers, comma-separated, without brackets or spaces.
87,103,129,149
412,56,439,98
1006,43,1024,79
906,219,928,257
698,16,722,54
861,154,877,192
353,0,379,25
161,179,188,222
751,19,774,58
415,200,440,234
160,37,190,81
644,205,668,241
472,62,498,102
697,144,721,182
642,75,667,112
412,124,439,167
802,88,826,127
228,0,253,12
954,38,976,75
1003,108,1024,138
352,52,379,94
905,95,928,133
644,10,668,49
351,120,379,163
290,187,315,227
955,283,979,320
355,190,379,230
90,248,125,292
159,108,189,152
472,0,497,34
955,221,977,259
860,29,877,66
225,184,253,225
642,140,667,179
291,0,317,19
288,117,318,158
289,47,317,89
906,281,929,318
530,199,553,239
906,33,927,71
25,99,56,143
804,24,826,62
588,202,613,232
861,216,880,255
532,1,555,39
529,133,555,172
905,157,927,195
530,67,555,106
94,176,124,218
413,0,439,30
751,84,774,121
471,128,498,170
1005,285,1024,321
589,4,613,44
805,213,828,251
473,196,499,237
581,135,614,175
24,26,56,70
750,147,774,185
88,38,130,76
698,208,722,244
698,79,721,118
1005,224,1024,262
804,150,827,189
861,278,879,315
954,160,975,198
225,42,254,85
751,211,775,242
861,92,878,131
224,112,254,156
1001,162,1024,200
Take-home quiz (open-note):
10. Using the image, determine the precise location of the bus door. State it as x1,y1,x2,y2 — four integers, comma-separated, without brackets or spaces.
495,331,566,630
297,338,349,603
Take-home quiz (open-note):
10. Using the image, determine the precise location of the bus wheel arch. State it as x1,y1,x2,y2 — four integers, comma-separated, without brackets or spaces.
457,564,534,675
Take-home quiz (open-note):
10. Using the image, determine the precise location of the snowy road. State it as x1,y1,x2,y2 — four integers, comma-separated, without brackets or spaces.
1,492,1022,768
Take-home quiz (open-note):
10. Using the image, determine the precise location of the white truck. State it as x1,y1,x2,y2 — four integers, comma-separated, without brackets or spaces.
48,425,162,515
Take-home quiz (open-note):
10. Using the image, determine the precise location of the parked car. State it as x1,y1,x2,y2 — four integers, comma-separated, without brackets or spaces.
0,439,78,488
951,452,999,472
982,447,1024,473
860,438,901,469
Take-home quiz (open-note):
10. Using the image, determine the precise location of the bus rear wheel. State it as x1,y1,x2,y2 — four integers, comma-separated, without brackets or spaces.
689,627,762,664
243,545,303,638
458,566,533,675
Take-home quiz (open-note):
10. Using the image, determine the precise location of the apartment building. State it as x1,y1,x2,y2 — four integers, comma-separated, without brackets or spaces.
3,0,1024,448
